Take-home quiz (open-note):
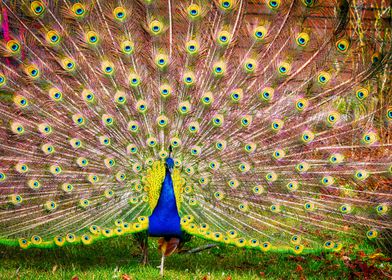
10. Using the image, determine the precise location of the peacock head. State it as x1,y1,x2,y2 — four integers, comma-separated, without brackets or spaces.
165,145,174,171
165,157,174,172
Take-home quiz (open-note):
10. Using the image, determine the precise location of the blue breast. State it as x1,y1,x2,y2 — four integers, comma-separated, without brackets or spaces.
148,167,182,238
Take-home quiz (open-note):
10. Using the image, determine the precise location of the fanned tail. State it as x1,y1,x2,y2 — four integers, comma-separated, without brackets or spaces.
0,0,391,254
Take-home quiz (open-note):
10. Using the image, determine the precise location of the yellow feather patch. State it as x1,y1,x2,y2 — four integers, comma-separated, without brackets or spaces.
172,168,185,211
144,161,165,213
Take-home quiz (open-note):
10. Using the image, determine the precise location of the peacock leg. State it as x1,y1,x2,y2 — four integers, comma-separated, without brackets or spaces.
157,237,180,276
141,239,148,266
134,231,149,265
159,253,165,277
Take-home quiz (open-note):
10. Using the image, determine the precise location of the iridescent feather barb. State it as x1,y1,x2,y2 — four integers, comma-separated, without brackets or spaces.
0,0,391,258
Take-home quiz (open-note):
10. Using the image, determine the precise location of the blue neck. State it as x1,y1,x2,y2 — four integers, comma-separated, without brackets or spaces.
148,167,182,238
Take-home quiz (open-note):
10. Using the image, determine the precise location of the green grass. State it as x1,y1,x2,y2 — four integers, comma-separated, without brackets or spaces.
0,236,391,280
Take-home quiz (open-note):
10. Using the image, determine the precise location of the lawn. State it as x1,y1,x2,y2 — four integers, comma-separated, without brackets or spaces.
0,236,391,279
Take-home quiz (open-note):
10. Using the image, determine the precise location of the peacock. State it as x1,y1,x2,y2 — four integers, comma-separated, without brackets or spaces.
0,0,391,276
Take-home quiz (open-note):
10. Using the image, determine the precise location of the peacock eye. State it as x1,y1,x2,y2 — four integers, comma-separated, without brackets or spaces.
316,71,332,86
336,39,349,53
113,7,126,21
222,1,230,8
149,20,163,35
356,88,368,100
183,74,194,85
31,1,45,16
80,89,94,104
242,58,257,74
302,0,315,7
7,40,21,54
387,108,392,120
187,4,201,19
71,3,87,18
241,116,251,127
296,32,310,47
267,0,280,9
217,31,231,46
72,3,86,18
